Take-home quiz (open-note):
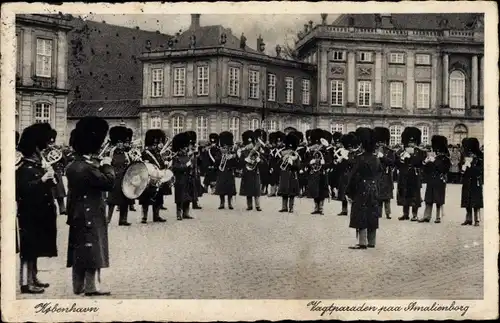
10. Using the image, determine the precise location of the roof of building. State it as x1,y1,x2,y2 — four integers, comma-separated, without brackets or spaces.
67,99,140,118
332,13,483,30
67,18,172,101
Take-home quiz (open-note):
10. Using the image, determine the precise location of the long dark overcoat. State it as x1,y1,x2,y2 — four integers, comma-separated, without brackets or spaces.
377,147,396,201
277,150,301,197
138,149,169,206
239,149,261,197
16,157,58,259
268,148,282,186
346,153,383,230
107,149,131,206
172,154,196,204
460,156,483,209
193,154,205,198
215,154,238,196
202,146,221,187
258,146,271,186
424,154,451,205
396,148,426,207
306,149,330,200
66,156,115,269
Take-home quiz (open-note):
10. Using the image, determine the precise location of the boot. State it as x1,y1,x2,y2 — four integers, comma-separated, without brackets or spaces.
176,204,183,220
311,201,320,214
218,196,225,210
21,285,44,294
152,206,166,222
255,197,262,211
228,196,234,210
141,206,148,223
288,197,295,213
337,200,348,216
129,204,136,211
246,197,253,211
183,202,194,219
398,206,410,220
434,205,442,223
318,199,324,215
118,208,131,226
473,209,480,226
279,197,288,212
410,207,419,221
418,204,432,222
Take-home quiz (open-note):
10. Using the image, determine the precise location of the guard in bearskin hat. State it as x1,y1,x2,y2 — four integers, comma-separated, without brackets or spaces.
277,132,301,213
65,116,114,296
306,128,331,215
186,130,204,209
395,127,426,221
106,126,134,226
460,137,483,226
266,131,278,196
328,131,343,199
171,132,196,220
201,133,221,194
16,123,57,294
374,127,396,219
238,130,263,211
294,131,308,197
268,131,286,197
124,128,137,212
322,130,336,199
215,131,238,209
254,129,271,195
46,129,68,215
335,132,359,216
419,135,451,224
346,127,382,250
139,129,168,223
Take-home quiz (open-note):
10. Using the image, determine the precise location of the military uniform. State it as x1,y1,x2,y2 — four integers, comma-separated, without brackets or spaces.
336,133,358,216
268,131,285,196
171,132,196,220
460,138,483,226
254,129,270,195
215,131,238,209
201,133,221,194
48,129,68,215
186,131,204,209
239,130,262,211
277,132,301,213
306,129,331,215
374,127,396,219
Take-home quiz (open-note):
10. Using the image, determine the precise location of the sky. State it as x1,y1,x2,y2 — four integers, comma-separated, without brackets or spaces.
85,14,339,54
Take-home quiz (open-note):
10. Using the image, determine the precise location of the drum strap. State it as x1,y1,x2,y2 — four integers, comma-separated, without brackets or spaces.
208,147,215,163
145,150,161,169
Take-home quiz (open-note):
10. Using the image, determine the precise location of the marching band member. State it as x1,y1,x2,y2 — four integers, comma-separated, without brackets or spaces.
268,131,285,197
186,130,204,210
322,130,335,201
66,116,114,296
460,137,483,226
306,129,330,215
295,131,308,197
202,133,221,194
16,123,57,294
419,135,451,223
239,130,263,211
48,129,68,215
346,128,383,250
336,132,358,216
396,127,426,221
106,126,133,226
171,132,196,220
277,132,301,213
328,132,342,199
374,127,396,219
125,128,137,212
255,129,270,196
139,129,167,223
215,131,238,209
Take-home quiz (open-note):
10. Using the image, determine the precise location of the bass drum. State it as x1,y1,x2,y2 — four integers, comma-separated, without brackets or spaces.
121,162,161,199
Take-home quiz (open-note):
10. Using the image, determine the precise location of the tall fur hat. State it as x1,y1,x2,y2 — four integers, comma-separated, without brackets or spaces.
322,130,333,144
305,129,312,141
341,132,358,149
309,128,324,145
355,127,376,153
275,131,286,144
72,117,109,155
294,131,304,143
401,127,421,146
49,129,57,144
268,132,277,144
144,129,166,147
172,132,190,152
374,127,390,145
126,128,133,142
209,133,219,144
254,129,267,142
186,130,197,145
332,132,342,143
285,132,299,150
17,123,54,156
463,137,481,155
219,131,234,147
242,130,255,145
109,126,129,145
431,135,448,153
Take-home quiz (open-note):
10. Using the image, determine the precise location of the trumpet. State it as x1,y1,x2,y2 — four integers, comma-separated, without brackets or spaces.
219,148,236,172
159,138,173,160
280,149,300,171
244,138,265,171
40,146,63,184
98,140,117,160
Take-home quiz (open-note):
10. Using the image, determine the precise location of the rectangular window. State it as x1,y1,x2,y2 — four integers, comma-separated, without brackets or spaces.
36,38,52,77
358,51,372,62
330,123,344,134
151,68,163,97
173,67,186,97
416,83,430,109
302,79,310,105
285,77,294,103
332,51,345,61
229,117,240,139
34,103,51,123
357,81,372,107
172,116,184,135
268,120,278,132
389,125,403,147
390,81,404,108
249,70,260,99
228,67,240,97
150,116,162,129
331,80,344,106
415,54,431,65
389,52,405,64
197,66,209,96
196,116,208,141
419,125,430,145
267,73,276,101
249,118,260,131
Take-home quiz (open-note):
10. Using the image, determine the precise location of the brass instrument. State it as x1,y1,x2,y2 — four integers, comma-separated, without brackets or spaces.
126,139,143,162
334,147,350,164
159,137,173,160
280,148,300,171
40,146,63,184
244,138,265,171
97,140,117,160
423,150,437,164
399,146,416,162
309,138,329,173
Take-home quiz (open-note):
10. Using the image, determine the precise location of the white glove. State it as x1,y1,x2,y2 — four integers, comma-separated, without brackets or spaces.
186,161,192,167
41,169,54,182
377,152,383,158
288,159,293,165
256,157,261,163
309,159,316,165
101,157,112,166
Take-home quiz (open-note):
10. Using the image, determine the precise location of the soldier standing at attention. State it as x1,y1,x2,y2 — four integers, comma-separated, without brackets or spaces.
459,137,483,226
373,127,396,219
215,131,238,210
171,132,196,220
277,132,301,213
238,130,263,211
202,133,221,194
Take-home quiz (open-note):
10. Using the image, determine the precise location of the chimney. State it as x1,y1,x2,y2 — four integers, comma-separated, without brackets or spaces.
191,14,201,30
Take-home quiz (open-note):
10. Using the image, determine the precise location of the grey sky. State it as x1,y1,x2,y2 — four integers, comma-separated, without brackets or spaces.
86,14,339,54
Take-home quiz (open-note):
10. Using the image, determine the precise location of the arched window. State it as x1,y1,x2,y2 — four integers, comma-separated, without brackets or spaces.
34,102,51,124
268,119,278,132
389,124,403,147
229,117,240,140
330,123,344,134
453,124,468,145
449,70,466,111
417,124,430,145
196,115,208,141
150,115,162,129
171,115,184,135
249,118,260,131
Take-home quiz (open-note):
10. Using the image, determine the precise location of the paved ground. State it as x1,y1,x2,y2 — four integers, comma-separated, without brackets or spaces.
17,181,483,299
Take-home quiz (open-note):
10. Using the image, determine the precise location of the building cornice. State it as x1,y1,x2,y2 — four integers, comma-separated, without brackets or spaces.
140,103,315,116
16,86,70,95
16,14,73,32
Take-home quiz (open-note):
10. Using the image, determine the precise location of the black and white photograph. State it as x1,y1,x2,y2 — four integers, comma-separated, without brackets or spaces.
1,1,498,322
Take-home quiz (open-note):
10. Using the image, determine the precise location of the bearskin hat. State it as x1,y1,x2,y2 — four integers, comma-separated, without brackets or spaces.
126,128,133,142
285,132,299,150
209,133,219,144
109,126,129,145
275,131,286,144
219,131,234,147
144,129,166,147
374,127,390,145
254,129,267,142
268,132,277,145
341,132,358,149
17,123,54,156
309,128,324,145
186,130,197,145
322,130,333,144
294,131,304,143
332,132,342,143
463,137,481,155
48,129,57,143
355,127,376,153
242,130,255,145
305,129,312,141
172,132,190,152
401,127,421,146
72,117,109,155
431,135,448,154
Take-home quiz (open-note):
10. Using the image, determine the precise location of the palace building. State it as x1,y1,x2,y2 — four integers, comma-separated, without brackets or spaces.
15,14,73,144
294,13,484,145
